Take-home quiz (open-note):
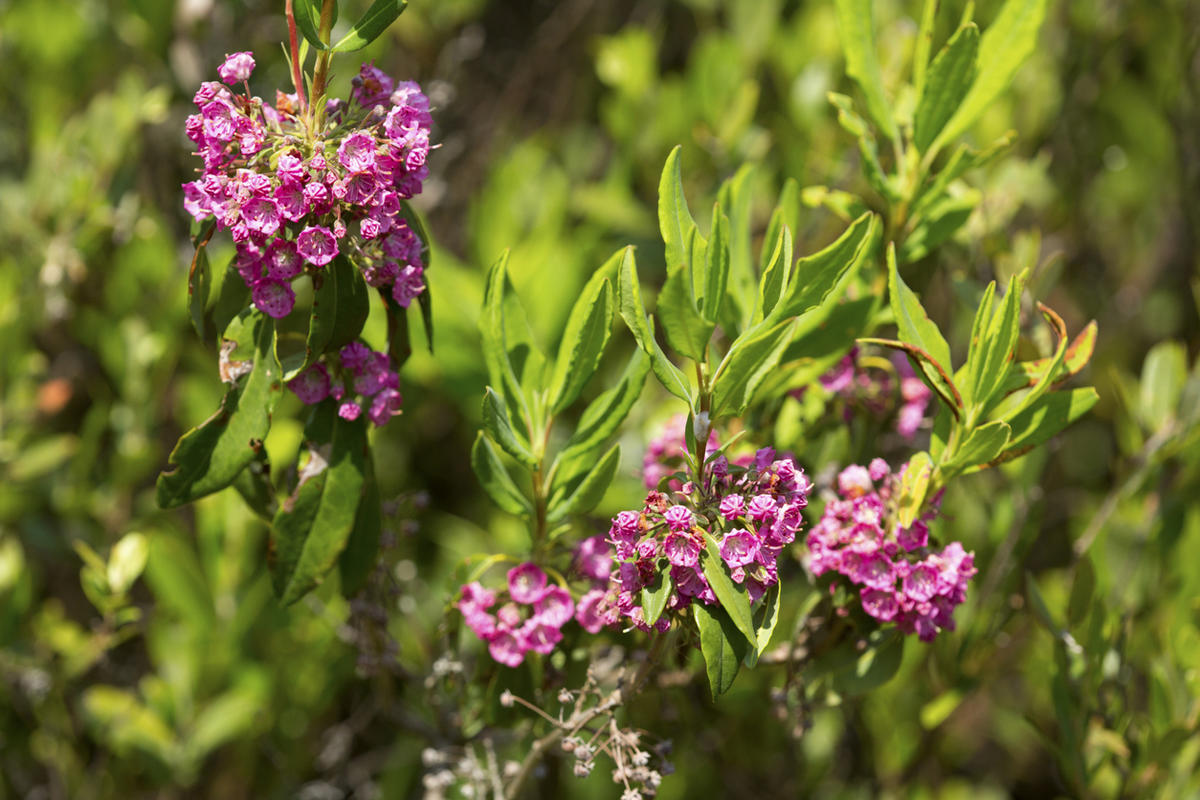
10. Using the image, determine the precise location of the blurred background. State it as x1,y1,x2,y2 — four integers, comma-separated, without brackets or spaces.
1,0,1198,797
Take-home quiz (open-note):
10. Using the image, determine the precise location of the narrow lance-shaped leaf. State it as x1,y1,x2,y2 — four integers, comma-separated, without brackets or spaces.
338,455,382,597
694,602,748,700
942,419,1011,474
887,244,955,399
700,533,757,648
702,205,731,323
711,317,799,419
547,276,613,414
658,145,697,273
658,262,712,361
756,223,792,323
270,401,369,605
744,582,781,668
333,0,409,52
990,387,1099,465
969,271,1026,416
641,568,673,628
914,22,979,154
293,0,335,51
769,213,877,323
555,347,649,464
547,443,620,523
470,432,530,516
188,221,216,340
933,0,1050,150
896,451,933,529
617,248,694,407
834,0,899,141
156,314,282,508
912,0,939,97
482,387,536,468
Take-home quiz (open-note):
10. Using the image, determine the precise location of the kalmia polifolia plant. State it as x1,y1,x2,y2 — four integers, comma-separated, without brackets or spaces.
157,0,424,603
436,0,1101,796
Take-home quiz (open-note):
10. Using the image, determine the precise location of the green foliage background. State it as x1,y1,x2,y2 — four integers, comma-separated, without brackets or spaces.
0,0,1198,797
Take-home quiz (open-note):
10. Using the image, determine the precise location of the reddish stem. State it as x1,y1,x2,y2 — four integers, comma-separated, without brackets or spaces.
285,0,308,116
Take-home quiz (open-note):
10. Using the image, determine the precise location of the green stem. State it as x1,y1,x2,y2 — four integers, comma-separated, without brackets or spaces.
307,0,337,133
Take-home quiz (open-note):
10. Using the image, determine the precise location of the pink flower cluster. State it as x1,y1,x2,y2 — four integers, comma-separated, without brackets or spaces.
596,448,812,632
806,459,976,642
182,56,432,321
287,342,403,426
815,349,932,439
641,414,718,490
458,564,576,668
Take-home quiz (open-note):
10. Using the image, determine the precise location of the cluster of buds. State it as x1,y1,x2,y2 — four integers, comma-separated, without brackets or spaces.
816,349,932,439
597,448,813,632
806,459,976,641
457,564,577,667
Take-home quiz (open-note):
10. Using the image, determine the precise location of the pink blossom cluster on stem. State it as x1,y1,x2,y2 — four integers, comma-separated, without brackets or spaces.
815,349,932,439
288,342,404,425
457,564,579,668
182,56,433,426
806,459,976,641
595,447,812,633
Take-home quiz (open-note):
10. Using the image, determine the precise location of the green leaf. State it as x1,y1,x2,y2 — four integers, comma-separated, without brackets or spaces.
990,304,1073,421
338,456,382,597
970,273,1025,414
470,431,530,516
700,533,756,648
911,133,1014,218
771,213,877,322
715,166,757,332
912,0,939,97
994,388,1100,463
711,317,799,419
210,260,251,342
187,222,215,340
701,206,731,323
270,402,369,605
831,629,905,696
481,251,544,424
547,443,620,523
641,567,673,628
658,262,713,360
1138,340,1187,432
760,179,798,273
899,191,979,263
294,0,334,51
156,315,282,508
333,0,408,52
914,23,979,153
942,420,1010,473
481,387,536,468
756,224,793,322
292,255,370,380
896,451,933,528
746,582,781,667
548,276,614,414
693,602,748,700
658,145,697,273
617,247,694,407
107,533,149,596
827,94,895,201
1067,557,1094,629
1025,570,1059,633
758,296,877,398
933,0,1050,150
556,347,649,464
232,445,276,520
888,243,954,391
834,0,898,140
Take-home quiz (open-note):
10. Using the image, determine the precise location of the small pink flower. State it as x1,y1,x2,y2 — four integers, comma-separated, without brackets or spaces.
663,505,693,531
296,226,338,267
218,51,255,84
367,388,403,426
251,279,295,319
663,532,700,569
719,494,745,521
574,589,608,633
533,585,574,628
861,589,899,621
338,401,362,421
720,529,759,569
266,239,302,281
287,364,331,405
507,563,547,605
338,131,378,173
488,632,524,667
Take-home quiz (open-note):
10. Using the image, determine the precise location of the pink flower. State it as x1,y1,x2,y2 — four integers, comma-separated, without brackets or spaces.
533,586,574,628
391,265,425,307
663,505,693,531
720,529,760,569
573,536,612,584
296,226,338,267
218,51,255,84
488,632,524,668
747,494,777,521
251,279,295,319
338,401,362,421
575,589,608,633
837,465,873,498
663,532,701,569
861,589,899,621
266,239,303,281
507,563,547,605
367,388,403,426
719,494,745,521
338,131,377,173
287,364,331,405
520,621,562,655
